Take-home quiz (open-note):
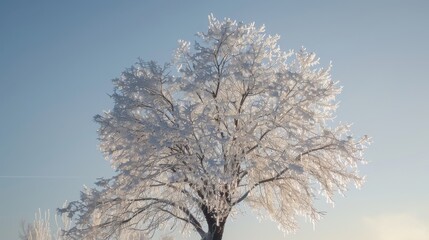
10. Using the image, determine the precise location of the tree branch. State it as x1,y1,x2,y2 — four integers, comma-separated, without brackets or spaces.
125,197,205,236
232,167,289,206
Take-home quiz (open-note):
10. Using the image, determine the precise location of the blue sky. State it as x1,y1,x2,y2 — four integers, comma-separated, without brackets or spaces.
1,1,428,239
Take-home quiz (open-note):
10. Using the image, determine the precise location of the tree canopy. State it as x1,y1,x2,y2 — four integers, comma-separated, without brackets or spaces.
61,15,370,240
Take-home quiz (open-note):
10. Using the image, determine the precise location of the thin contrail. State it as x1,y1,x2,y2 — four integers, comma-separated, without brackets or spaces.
0,175,84,179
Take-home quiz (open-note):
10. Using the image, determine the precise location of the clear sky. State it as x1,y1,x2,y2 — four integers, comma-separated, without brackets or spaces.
1,0,428,239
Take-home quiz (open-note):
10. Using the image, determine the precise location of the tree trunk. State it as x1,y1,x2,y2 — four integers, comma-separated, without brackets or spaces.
211,223,225,240
206,218,226,240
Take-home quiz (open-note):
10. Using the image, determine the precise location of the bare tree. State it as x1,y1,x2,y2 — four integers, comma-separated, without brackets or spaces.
60,15,370,240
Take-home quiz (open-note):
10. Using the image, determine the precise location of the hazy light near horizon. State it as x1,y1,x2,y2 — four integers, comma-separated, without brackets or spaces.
363,213,429,240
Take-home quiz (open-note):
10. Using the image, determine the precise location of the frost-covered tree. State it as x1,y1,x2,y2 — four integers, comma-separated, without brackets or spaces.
20,208,71,240
20,207,145,240
60,15,370,240
20,209,54,240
